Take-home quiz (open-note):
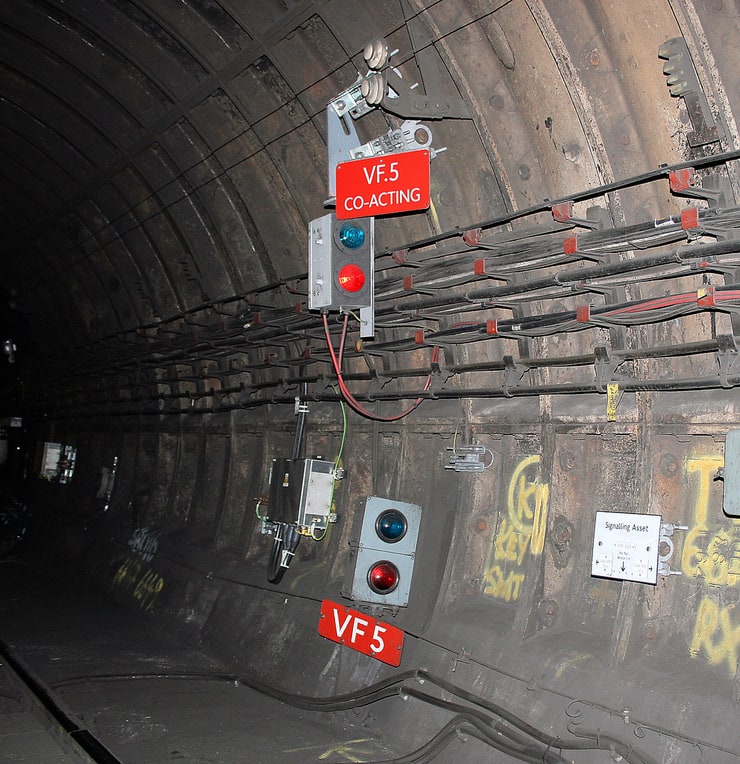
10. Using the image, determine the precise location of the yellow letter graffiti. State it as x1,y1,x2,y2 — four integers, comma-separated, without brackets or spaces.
484,455,549,602
683,454,740,676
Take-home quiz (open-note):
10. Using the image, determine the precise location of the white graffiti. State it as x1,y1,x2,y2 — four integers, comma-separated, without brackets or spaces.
128,527,160,563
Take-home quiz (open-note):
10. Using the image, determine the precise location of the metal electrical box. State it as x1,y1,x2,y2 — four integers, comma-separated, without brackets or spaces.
268,458,335,529
724,429,740,517
346,496,422,607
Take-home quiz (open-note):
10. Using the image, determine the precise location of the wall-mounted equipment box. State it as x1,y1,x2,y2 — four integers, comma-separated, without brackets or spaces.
724,429,740,517
38,442,62,479
346,496,422,607
268,458,335,530
592,511,662,584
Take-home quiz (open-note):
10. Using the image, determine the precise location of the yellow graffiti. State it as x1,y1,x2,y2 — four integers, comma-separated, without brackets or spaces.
682,456,723,578
682,456,740,586
494,518,531,564
690,597,740,676
682,454,740,676
285,739,378,762
484,565,525,601
113,557,165,611
484,455,549,602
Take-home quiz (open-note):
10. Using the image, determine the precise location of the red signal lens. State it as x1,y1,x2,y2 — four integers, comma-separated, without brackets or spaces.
368,561,399,594
338,263,366,292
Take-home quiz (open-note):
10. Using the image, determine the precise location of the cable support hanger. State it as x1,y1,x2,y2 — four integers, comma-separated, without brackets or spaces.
23,332,740,421
374,147,740,258
28,205,740,384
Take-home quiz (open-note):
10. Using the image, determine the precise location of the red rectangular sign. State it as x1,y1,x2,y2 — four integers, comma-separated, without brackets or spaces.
318,599,404,666
335,149,430,220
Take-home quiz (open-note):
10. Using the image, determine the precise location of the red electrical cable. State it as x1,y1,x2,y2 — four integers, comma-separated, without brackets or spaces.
323,314,437,422
602,288,740,317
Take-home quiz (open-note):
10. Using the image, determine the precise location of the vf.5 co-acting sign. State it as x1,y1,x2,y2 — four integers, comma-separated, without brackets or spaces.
335,149,430,220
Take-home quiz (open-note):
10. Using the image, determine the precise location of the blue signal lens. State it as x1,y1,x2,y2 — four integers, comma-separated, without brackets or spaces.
338,222,365,249
376,510,407,543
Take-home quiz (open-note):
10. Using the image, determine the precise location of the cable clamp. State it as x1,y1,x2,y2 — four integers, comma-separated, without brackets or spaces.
279,548,296,568
717,334,740,388
366,368,392,401
594,346,626,393
429,362,453,399
503,355,528,397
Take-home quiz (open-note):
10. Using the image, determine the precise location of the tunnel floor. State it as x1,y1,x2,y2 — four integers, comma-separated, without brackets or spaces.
0,560,395,764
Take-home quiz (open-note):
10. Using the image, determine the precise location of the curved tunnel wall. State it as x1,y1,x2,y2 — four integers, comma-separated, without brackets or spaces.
1,1,739,762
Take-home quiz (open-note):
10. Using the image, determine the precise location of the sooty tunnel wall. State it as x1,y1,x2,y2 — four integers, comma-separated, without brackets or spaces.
0,1,739,762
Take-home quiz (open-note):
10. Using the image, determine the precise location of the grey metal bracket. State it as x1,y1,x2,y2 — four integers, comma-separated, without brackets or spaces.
668,168,731,208
365,368,393,401
327,104,362,198
659,38,719,147
428,361,453,399
594,345,626,393
329,76,374,121
349,119,445,161
658,522,688,577
381,66,470,121
716,334,740,389
551,201,611,231
503,355,528,397
444,443,493,473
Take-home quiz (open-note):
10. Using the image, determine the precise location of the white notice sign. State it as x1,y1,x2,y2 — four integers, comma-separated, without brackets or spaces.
591,511,662,585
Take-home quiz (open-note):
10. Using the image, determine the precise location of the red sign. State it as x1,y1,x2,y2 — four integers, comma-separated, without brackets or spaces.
317,599,404,666
335,149,430,220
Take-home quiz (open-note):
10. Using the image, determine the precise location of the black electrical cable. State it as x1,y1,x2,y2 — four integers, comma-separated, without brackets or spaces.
267,529,285,584
400,686,569,763
237,669,416,711
375,148,740,259
0,639,124,764
49,671,242,690
267,523,302,584
414,671,658,764
237,667,654,764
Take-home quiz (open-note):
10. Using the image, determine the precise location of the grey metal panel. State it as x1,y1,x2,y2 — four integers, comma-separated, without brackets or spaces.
724,429,740,516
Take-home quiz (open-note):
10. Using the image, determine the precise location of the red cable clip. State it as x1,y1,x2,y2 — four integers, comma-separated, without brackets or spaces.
669,168,695,193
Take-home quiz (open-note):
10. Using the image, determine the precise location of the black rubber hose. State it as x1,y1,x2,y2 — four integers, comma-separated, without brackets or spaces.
0,639,124,764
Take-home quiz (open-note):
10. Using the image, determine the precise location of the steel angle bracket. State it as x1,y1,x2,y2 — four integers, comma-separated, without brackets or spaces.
428,361,453,399
593,345,628,393
327,104,362,198
402,274,436,296
659,38,719,148
569,281,621,302
551,201,608,230
381,67,470,120
365,367,393,401
349,120,443,161
271,378,299,403
390,248,421,267
717,334,740,388
503,355,528,397
472,259,511,282
668,168,731,208
330,76,374,122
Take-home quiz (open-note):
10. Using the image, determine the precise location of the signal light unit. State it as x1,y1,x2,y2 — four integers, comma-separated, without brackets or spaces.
346,497,422,607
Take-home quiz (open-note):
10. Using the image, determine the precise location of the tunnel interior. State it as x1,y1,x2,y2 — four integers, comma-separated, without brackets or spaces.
0,1,739,762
